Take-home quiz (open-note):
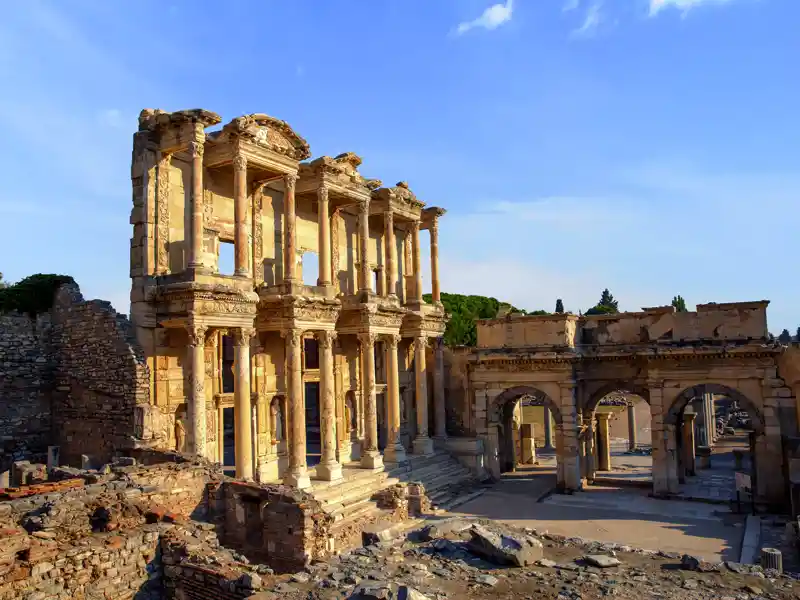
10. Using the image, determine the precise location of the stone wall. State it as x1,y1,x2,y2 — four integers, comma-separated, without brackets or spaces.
0,313,53,475
49,283,153,467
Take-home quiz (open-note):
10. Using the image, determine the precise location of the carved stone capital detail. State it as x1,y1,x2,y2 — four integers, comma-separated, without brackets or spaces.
317,184,329,203
410,219,420,233
414,336,429,350
384,333,402,348
187,324,208,346
284,173,297,192
283,329,303,349
233,154,247,172
232,327,256,347
358,198,370,214
316,330,337,349
358,332,377,348
188,141,204,159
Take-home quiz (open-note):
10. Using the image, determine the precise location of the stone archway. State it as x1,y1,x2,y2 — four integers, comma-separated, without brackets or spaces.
663,383,770,501
489,386,565,487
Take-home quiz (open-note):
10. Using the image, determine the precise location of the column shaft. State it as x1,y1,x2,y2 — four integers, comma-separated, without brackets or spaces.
283,174,298,284
543,407,553,449
433,338,447,439
187,325,207,457
411,221,423,303
317,185,332,287
683,414,697,477
596,413,611,471
317,330,341,480
359,333,383,469
187,139,205,269
284,330,310,488
412,337,434,455
385,211,397,297
384,335,406,463
627,404,638,451
358,198,371,293
233,154,249,276
429,220,441,304
233,328,254,480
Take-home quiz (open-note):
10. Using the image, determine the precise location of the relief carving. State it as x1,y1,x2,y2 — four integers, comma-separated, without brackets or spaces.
156,153,171,274
187,325,208,347
253,191,263,285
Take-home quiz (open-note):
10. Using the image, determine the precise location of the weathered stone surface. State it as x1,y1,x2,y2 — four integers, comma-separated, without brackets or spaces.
584,554,621,568
348,581,395,599
467,524,543,567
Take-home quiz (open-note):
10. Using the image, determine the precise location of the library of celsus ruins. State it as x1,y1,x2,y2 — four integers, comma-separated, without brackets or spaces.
129,109,448,487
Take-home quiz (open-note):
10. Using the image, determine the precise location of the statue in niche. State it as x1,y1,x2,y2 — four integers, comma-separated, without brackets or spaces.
344,393,356,437
174,416,186,453
271,398,284,443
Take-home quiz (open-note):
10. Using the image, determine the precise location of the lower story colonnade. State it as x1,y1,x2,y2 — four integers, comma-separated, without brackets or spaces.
172,321,447,489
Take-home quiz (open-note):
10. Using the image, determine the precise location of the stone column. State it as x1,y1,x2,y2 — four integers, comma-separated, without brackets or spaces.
433,337,447,440
596,412,611,472
359,333,383,469
384,334,406,463
682,412,697,477
411,221,423,304
543,407,554,450
317,184,332,288
358,198,371,293
429,218,441,304
186,324,207,457
233,154,249,276
708,394,717,444
283,174,298,285
316,330,341,480
187,139,205,269
412,337,434,455
284,329,310,488
233,328,255,480
627,403,637,451
384,211,397,297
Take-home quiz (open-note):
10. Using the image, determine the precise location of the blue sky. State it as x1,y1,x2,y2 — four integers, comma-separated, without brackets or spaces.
0,0,797,333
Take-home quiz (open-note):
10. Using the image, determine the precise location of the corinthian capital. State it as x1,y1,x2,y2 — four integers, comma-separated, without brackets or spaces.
186,324,208,346
409,219,420,233
233,153,247,173
358,332,377,348
316,329,337,349
317,184,329,203
384,333,402,348
188,141,204,159
232,327,256,347
284,173,297,192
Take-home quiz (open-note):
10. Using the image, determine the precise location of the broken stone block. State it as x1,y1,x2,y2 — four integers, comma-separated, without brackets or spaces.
584,555,621,568
396,586,431,600
467,525,543,567
348,581,395,600
362,522,396,546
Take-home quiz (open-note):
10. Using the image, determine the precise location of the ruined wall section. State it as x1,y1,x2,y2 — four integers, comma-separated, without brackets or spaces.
50,283,154,467
0,313,53,473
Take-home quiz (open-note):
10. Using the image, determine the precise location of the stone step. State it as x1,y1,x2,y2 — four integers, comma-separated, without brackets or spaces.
433,488,486,512
403,463,472,488
388,457,463,482
312,470,391,503
319,475,401,512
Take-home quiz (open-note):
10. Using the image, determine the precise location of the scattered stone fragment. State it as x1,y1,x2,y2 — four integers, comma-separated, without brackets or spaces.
537,558,557,568
291,571,310,583
348,581,395,599
467,524,543,567
474,573,499,587
584,555,621,568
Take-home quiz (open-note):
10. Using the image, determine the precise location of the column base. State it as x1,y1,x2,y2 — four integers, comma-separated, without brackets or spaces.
284,468,311,490
412,436,435,456
383,443,407,464
316,461,343,481
235,466,254,482
360,450,384,470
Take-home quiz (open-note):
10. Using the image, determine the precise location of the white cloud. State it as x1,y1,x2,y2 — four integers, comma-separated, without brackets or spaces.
570,1,603,38
563,0,580,11
455,0,514,35
649,0,735,16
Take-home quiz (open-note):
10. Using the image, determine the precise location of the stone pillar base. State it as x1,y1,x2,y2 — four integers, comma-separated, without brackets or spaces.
413,436,435,456
257,459,280,483
284,468,312,490
316,461,343,481
384,444,408,464
360,451,384,470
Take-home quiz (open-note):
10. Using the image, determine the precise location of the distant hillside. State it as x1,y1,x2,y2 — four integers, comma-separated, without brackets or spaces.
424,292,547,347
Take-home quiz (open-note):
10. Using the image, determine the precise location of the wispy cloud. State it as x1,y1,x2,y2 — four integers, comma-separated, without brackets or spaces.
563,0,580,11
649,0,736,16
455,0,514,35
570,1,603,38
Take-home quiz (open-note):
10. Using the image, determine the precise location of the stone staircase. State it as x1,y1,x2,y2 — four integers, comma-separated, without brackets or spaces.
308,450,485,549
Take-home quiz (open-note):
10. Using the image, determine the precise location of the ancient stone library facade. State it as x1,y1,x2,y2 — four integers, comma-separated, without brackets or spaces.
129,109,448,488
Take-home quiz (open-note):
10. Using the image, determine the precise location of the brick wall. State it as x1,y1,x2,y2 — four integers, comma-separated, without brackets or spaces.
49,283,152,467
0,313,53,474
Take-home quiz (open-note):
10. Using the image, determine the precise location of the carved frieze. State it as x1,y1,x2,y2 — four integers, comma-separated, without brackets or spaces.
156,153,171,274
252,191,263,286
223,114,311,161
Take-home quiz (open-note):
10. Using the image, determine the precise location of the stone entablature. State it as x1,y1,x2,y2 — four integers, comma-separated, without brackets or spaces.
129,108,450,490
476,301,770,349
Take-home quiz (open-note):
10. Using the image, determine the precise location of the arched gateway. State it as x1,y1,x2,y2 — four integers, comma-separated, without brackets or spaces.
465,305,798,507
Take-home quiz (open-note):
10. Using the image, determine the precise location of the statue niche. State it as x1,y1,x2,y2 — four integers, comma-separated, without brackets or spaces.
270,396,286,444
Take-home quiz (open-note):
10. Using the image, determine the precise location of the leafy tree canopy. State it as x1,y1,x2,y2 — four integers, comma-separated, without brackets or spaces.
0,273,8,289
796,327,800,342
585,288,619,315
555,298,564,314
424,292,547,347
671,295,688,312
0,273,75,317
778,328,792,344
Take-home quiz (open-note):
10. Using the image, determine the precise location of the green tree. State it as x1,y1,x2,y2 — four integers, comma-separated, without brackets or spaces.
671,295,687,312
778,328,792,344
796,327,800,342
585,288,619,315
0,273,75,317
0,272,8,289
555,298,564,314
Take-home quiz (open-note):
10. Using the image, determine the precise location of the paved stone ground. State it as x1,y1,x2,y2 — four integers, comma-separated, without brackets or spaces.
447,460,746,562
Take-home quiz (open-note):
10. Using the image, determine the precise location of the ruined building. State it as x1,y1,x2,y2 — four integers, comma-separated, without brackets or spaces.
129,109,449,486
